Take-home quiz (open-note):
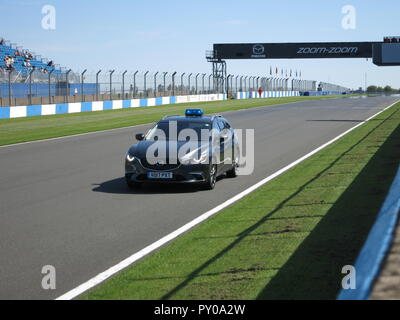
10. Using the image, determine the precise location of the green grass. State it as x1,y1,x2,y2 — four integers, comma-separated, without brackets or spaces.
82,102,400,300
0,96,346,146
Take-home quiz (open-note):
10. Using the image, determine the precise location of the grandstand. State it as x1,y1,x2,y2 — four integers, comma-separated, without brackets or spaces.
0,37,66,82
0,37,88,104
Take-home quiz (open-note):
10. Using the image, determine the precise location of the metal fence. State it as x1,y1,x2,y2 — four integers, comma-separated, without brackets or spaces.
0,68,349,107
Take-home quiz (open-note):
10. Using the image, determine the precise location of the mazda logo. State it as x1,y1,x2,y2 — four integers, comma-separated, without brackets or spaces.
253,44,265,55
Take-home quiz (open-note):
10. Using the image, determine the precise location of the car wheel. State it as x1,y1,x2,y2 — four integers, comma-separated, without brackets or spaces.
202,164,217,190
226,149,238,178
226,164,237,178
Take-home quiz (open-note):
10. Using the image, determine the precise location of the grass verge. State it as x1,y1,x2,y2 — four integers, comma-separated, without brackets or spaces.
0,96,346,146
82,102,400,300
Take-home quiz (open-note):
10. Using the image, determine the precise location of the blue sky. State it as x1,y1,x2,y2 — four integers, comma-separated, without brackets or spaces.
1,0,400,89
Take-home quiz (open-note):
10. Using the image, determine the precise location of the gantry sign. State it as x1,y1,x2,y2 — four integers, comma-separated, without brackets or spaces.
207,38,400,91
214,42,376,60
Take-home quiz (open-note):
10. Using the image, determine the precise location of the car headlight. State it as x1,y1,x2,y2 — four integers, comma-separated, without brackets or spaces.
126,153,136,162
179,149,209,165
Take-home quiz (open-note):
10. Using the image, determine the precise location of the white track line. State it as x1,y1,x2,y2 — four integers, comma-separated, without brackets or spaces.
56,99,399,300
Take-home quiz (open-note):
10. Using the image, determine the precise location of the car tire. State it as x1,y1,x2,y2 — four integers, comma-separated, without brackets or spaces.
202,164,217,190
226,148,238,178
226,164,237,178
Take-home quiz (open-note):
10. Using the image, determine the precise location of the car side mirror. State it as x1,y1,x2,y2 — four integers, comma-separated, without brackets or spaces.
135,133,145,141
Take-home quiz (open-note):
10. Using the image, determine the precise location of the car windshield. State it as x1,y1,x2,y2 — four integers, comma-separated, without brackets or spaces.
145,120,212,141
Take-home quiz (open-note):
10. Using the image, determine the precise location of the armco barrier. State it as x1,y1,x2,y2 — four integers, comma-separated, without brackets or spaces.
0,91,301,119
338,166,400,300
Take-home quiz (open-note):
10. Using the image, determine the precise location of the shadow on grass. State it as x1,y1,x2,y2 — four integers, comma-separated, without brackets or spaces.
257,113,400,300
158,107,400,300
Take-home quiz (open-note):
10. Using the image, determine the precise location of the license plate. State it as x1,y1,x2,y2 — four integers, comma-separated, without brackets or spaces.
147,172,173,179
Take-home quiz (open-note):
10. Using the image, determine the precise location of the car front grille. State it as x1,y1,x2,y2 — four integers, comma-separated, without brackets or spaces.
139,158,181,171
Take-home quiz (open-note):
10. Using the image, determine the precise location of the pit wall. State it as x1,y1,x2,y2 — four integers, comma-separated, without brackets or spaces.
0,91,302,119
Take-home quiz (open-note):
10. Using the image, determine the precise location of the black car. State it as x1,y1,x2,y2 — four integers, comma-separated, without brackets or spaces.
125,109,240,190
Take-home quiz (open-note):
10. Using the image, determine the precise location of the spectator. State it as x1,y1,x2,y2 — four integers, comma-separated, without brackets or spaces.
0,38,4,45
5,58,14,71
23,50,32,59
47,60,55,67
258,87,263,98
4,55,14,69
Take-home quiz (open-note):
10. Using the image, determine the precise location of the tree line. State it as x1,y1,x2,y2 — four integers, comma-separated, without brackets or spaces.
366,85,400,93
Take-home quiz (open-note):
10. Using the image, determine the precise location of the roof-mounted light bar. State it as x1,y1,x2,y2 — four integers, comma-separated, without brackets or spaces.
185,109,204,117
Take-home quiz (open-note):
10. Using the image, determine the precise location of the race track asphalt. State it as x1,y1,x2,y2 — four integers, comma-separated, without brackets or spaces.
0,95,398,299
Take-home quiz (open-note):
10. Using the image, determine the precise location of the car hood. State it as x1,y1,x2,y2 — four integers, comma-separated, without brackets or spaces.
128,140,210,160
